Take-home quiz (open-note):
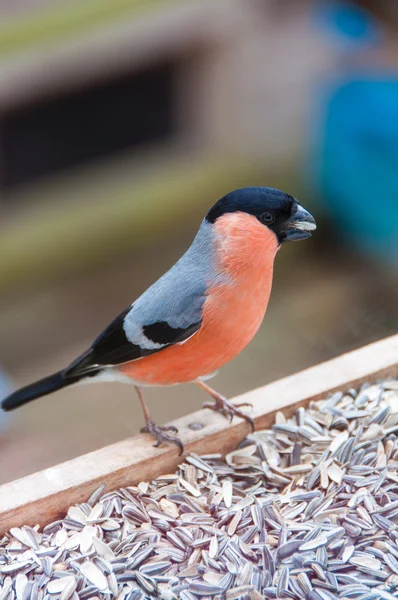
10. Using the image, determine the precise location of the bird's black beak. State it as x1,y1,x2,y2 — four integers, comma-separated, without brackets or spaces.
282,204,316,241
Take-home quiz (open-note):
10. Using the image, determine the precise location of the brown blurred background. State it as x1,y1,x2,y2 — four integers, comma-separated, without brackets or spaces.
1,0,398,484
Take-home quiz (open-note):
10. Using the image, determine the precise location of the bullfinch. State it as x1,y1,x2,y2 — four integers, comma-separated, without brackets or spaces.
1,187,316,453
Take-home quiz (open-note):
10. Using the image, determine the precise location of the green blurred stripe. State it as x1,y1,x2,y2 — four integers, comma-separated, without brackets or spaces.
0,158,265,291
0,0,182,56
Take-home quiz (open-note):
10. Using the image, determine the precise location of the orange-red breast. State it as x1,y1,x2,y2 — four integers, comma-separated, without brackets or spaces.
1,187,316,453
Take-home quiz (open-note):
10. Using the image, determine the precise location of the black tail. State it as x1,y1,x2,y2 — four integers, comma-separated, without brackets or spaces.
1,371,74,411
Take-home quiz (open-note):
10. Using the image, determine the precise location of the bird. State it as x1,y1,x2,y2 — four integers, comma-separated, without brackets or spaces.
1,187,316,453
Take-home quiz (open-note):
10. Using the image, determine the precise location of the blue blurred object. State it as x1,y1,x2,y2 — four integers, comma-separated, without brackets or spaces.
315,78,398,266
313,1,381,48
0,367,12,430
309,1,398,267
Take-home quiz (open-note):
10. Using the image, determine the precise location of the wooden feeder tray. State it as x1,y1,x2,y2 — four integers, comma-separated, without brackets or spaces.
1,334,397,535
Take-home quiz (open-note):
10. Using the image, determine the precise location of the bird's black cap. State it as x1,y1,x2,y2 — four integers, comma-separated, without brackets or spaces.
206,187,294,224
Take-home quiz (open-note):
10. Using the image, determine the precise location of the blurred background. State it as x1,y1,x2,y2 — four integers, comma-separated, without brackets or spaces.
1,0,398,484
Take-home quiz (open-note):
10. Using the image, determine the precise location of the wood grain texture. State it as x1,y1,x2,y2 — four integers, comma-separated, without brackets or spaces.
1,334,397,534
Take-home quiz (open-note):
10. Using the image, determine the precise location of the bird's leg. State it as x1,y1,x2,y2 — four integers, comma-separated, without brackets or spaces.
135,386,184,455
196,380,254,431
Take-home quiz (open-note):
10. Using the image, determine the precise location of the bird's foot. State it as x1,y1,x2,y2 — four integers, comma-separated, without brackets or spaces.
203,395,255,431
140,420,184,455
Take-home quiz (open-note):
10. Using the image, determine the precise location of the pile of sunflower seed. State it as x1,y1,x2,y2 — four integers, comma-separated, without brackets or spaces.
2,379,398,600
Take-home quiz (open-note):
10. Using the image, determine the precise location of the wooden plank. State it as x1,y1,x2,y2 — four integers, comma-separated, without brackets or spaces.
0,0,184,57
0,334,397,534
0,157,263,291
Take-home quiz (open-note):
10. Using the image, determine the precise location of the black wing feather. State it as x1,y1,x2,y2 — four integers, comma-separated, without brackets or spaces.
64,306,201,379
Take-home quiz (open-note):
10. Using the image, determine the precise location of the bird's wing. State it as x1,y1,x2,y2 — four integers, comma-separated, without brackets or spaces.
64,282,206,378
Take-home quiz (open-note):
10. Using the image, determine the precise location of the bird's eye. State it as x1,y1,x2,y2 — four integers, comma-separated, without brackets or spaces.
260,212,276,225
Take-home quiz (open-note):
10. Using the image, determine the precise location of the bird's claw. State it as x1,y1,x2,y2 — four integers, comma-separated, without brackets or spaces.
203,398,255,432
141,420,184,455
